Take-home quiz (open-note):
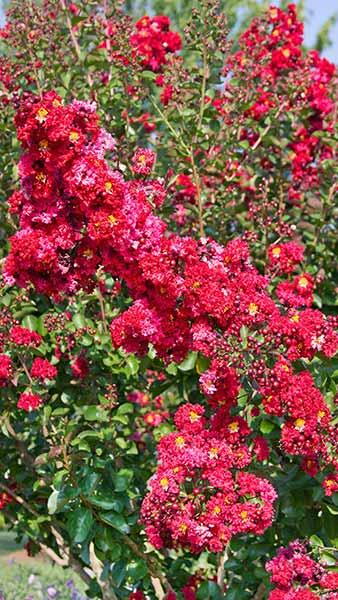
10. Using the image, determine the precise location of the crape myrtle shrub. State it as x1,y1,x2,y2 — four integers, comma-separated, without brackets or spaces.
0,1,337,599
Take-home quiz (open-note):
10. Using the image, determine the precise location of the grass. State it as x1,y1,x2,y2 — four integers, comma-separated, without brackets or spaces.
0,530,88,599
0,530,24,557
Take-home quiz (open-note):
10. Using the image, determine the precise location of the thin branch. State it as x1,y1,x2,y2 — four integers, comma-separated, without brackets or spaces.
196,42,208,136
18,355,34,385
217,545,228,593
97,286,109,334
190,148,205,237
121,534,173,599
252,583,266,600
59,0,93,88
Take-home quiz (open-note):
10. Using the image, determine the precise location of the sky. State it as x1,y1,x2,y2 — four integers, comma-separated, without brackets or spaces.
0,0,337,62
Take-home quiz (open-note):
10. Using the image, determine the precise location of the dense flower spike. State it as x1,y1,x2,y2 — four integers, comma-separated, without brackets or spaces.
30,357,57,381
266,540,338,599
9,326,42,347
130,16,182,72
141,404,276,553
17,392,43,411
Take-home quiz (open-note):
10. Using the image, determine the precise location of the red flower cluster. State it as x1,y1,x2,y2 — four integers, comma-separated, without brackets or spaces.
0,354,12,387
131,148,156,175
268,242,304,274
17,392,43,412
9,326,42,347
260,361,335,469
130,16,181,72
266,540,338,599
276,274,315,308
141,403,276,553
30,357,57,381
221,4,336,205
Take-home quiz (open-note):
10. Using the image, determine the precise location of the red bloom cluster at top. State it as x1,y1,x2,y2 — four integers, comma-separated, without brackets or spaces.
130,16,182,72
141,403,276,553
266,540,338,599
220,4,336,204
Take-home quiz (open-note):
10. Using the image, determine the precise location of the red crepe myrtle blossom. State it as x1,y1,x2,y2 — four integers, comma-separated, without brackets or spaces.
17,392,43,411
276,274,315,308
130,16,181,72
71,355,89,379
30,357,57,380
268,242,304,274
266,539,338,599
129,591,145,600
0,354,13,386
0,491,13,510
322,473,338,496
141,403,276,553
131,148,156,175
9,326,42,347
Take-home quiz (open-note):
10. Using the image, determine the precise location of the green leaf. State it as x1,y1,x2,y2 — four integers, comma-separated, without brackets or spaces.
68,507,93,544
260,420,275,434
83,406,109,422
21,315,38,331
309,535,324,547
126,355,139,376
99,511,130,534
178,351,198,371
113,469,133,492
72,313,87,329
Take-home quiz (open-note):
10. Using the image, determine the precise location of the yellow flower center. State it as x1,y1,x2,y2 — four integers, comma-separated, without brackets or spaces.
291,313,300,322
69,131,79,142
189,411,200,423
52,99,61,107
36,107,48,122
83,249,93,258
282,48,291,58
228,422,239,433
108,215,118,225
213,506,221,515
160,477,169,489
179,523,188,533
272,246,281,256
325,479,334,487
295,418,305,431
36,172,46,183
39,139,49,149
317,410,325,420
240,510,248,520
192,281,201,288
298,276,309,288
249,303,258,315
175,436,185,448
105,181,112,192
209,447,219,458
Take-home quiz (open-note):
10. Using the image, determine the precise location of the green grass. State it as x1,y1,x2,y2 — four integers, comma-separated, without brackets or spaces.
0,530,23,557
0,559,88,599
0,530,88,599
